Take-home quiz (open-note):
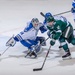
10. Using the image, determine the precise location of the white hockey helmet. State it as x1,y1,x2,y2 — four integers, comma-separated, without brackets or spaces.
31,18,39,27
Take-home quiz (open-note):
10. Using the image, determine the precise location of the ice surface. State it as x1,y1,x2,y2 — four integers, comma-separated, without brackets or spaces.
0,0,75,75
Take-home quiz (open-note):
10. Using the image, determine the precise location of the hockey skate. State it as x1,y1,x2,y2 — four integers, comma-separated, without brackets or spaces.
25,50,37,58
62,50,72,60
29,51,37,58
25,44,42,58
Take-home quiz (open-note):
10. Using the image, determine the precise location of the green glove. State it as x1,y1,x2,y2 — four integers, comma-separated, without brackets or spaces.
50,39,55,46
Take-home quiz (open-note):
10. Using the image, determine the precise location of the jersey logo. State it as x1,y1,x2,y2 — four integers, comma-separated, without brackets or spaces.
57,26,60,29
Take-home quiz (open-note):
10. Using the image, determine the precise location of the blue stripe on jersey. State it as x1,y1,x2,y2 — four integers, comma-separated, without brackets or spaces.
24,23,33,32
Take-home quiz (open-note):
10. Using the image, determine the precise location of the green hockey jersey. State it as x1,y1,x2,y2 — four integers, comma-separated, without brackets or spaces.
47,16,72,40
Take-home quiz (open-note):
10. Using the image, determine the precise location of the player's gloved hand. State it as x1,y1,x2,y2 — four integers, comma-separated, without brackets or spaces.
71,7,75,13
47,31,53,38
50,39,55,46
6,35,16,47
47,31,56,39
47,31,51,37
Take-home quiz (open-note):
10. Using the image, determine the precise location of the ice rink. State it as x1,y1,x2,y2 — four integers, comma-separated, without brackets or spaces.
0,0,75,75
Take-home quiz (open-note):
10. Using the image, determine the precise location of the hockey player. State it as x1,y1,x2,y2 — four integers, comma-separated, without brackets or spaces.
71,0,75,22
45,14,75,59
6,18,47,58
43,12,62,48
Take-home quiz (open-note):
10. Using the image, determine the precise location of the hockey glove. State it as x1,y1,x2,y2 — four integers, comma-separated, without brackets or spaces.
47,31,51,37
6,36,16,47
71,7,75,13
47,31,53,38
50,39,55,46
47,31,56,39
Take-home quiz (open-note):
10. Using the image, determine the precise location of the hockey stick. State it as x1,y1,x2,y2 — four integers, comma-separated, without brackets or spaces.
40,10,71,18
0,46,10,56
53,10,71,16
33,45,51,71
25,37,49,58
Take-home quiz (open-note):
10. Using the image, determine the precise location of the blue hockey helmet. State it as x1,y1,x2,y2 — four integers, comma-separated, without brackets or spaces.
45,12,53,18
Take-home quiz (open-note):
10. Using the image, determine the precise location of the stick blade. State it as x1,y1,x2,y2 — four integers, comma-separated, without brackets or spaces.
33,68,42,71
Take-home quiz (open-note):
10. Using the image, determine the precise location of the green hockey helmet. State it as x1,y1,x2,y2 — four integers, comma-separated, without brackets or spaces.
47,16,55,23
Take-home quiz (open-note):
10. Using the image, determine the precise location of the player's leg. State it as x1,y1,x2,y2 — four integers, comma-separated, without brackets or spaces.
59,36,71,59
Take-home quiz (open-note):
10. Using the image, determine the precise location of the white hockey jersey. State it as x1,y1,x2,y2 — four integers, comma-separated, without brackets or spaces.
17,22,47,41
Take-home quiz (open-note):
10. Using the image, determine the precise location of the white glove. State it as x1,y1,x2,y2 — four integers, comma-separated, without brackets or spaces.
6,36,16,47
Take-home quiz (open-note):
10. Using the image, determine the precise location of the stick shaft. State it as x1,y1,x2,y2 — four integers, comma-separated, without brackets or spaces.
54,10,71,16
40,10,71,18
41,45,51,69
33,45,51,71
0,46,10,56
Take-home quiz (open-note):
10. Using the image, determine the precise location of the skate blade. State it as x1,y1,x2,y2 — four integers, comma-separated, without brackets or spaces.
63,56,72,60
25,54,37,59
